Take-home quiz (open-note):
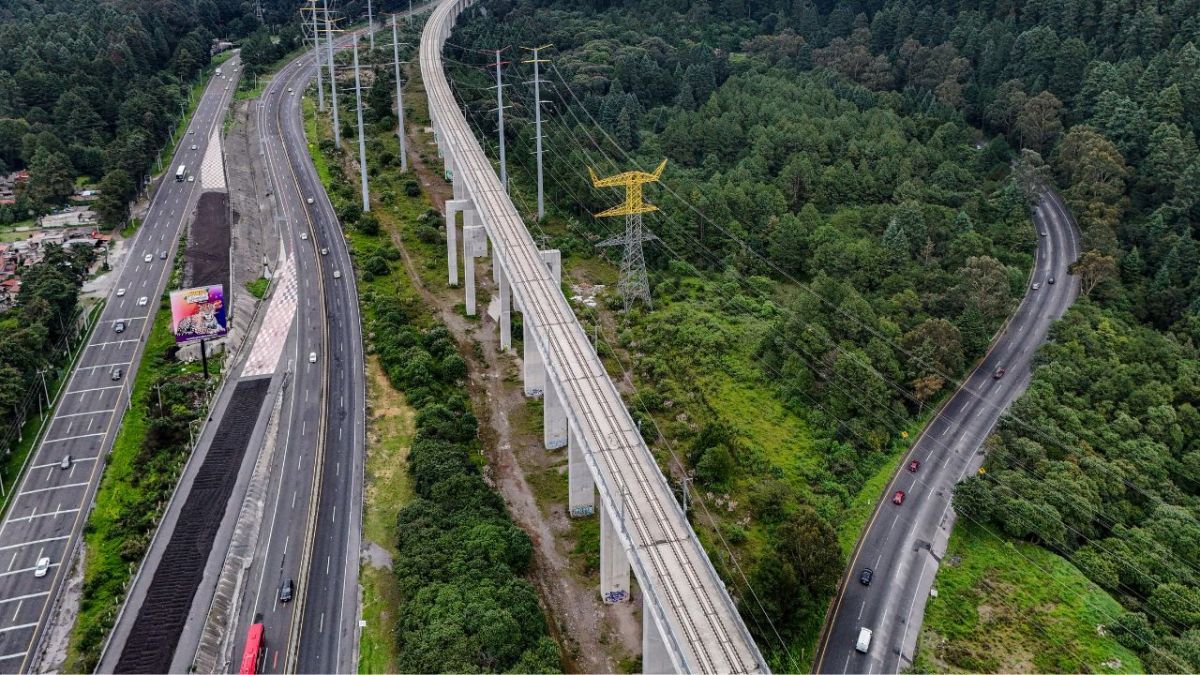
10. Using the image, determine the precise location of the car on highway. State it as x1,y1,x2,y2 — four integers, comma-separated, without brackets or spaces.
160,250,168,259
300,232,308,240
333,270,342,279
188,175,195,182
191,144,198,150
137,296,148,306
144,253,153,263
1040,230,1048,237
856,627,872,653
892,490,905,505
287,87,294,93
1047,276,1056,284
117,288,126,297
306,196,315,204
189,129,195,135
320,247,328,255
111,368,123,381
1031,281,1041,290
279,579,294,603
34,557,50,578
113,321,125,334
908,459,920,472
60,455,71,470
858,568,873,586
309,351,317,364
993,367,1006,379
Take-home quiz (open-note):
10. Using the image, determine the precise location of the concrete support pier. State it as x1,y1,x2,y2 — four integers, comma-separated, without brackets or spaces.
544,378,567,449
642,607,673,674
523,307,544,396
498,263,511,351
600,505,630,603
462,223,486,316
567,425,594,517
445,198,469,287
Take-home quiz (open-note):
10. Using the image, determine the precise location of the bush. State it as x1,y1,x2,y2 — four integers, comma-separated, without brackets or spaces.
404,179,421,197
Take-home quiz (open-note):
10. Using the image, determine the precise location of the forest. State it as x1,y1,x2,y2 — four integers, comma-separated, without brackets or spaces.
445,0,1200,667
0,0,300,224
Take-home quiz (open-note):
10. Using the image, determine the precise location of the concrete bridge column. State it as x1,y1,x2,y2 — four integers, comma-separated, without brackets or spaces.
600,504,630,603
642,605,673,674
462,222,487,316
544,377,567,449
522,250,559,396
444,198,470,287
568,425,594,517
498,262,511,351
523,311,544,397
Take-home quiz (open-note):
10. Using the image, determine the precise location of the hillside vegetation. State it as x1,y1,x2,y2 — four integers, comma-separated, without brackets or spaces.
447,0,1200,668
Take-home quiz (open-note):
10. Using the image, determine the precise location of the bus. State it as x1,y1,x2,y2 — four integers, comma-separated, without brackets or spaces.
175,165,187,182
238,623,265,675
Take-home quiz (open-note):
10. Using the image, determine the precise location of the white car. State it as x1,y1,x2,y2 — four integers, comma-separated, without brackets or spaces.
306,197,314,204
191,144,198,150
137,296,148,306
333,270,342,279
144,254,153,263
320,247,328,255
309,351,317,363
300,232,309,240
1031,282,1041,290
34,557,50,578
189,130,195,135
287,87,294,93
188,175,195,182
117,288,126,297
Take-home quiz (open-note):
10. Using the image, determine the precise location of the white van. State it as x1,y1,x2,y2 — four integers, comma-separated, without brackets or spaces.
856,627,873,653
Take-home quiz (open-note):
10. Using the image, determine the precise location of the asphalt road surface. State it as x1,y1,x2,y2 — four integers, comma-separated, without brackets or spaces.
814,189,1081,675
0,57,240,674
229,30,368,674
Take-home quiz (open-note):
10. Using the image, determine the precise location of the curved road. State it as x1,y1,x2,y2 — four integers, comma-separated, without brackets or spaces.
814,189,1080,674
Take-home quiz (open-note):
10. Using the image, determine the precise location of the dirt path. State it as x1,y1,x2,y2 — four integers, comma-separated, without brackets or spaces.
385,94,641,672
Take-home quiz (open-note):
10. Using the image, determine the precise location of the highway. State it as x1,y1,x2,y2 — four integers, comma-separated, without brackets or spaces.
227,31,366,675
0,56,240,674
813,189,1081,674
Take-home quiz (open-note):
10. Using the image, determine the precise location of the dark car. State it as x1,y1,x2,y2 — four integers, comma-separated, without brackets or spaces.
1047,276,1056,284
859,568,873,586
113,321,125,334
893,490,905,505
908,459,920,473
279,579,294,603
993,367,1006,379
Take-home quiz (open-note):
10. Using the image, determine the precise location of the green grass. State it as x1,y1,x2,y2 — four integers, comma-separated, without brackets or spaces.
245,277,269,299
915,523,1144,674
64,302,218,672
120,217,141,239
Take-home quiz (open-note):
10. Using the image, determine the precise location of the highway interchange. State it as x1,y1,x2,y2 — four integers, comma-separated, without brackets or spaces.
814,189,1081,674
0,56,241,673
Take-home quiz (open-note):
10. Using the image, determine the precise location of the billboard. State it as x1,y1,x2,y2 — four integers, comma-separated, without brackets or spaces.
170,285,228,344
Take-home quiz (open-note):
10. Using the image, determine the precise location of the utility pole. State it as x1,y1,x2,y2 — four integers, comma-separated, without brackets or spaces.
366,0,375,49
408,0,413,24
255,0,264,23
37,369,50,420
353,33,371,212
491,49,510,191
591,160,667,311
309,0,325,111
391,14,408,172
522,45,552,221
325,0,341,148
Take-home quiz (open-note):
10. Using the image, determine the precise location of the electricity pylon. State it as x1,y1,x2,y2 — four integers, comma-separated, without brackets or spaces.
591,160,666,312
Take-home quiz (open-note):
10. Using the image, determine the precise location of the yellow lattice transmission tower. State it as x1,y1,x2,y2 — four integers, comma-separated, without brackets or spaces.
591,160,666,311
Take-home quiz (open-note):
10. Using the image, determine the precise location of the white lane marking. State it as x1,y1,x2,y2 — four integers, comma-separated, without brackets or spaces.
0,593,47,607
53,409,114,420
0,623,36,633
0,653,30,661
88,339,140,350
19,482,89,497
5,553,15,572
76,361,132,372
332,505,336,523
67,385,121,395
11,600,22,623
42,432,105,444
292,491,297,508
7,508,78,523
857,599,866,620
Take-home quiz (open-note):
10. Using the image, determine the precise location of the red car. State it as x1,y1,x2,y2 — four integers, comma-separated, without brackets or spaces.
893,490,905,505
908,460,920,473
993,367,1006,379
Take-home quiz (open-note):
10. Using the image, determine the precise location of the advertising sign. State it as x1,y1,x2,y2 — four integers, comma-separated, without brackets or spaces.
170,285,228,344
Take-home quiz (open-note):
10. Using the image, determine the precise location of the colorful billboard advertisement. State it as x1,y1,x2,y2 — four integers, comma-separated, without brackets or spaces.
170,285,228,344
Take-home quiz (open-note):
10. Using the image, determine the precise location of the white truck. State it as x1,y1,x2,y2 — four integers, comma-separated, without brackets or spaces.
856,627,873,653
